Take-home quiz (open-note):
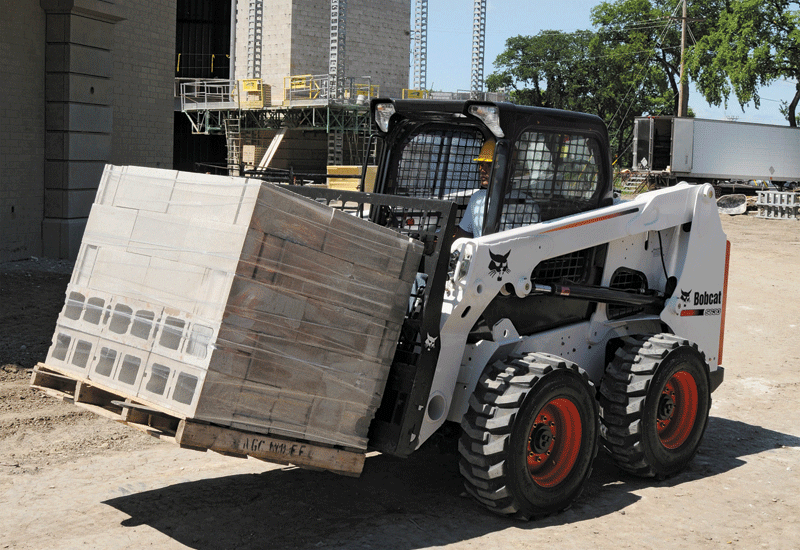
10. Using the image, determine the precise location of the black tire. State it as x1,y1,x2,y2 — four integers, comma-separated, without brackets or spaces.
599,334,711,478
458,353,599,519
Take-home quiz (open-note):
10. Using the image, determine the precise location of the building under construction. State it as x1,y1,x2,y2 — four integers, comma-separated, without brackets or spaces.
2,0,498,260
176,0,412,177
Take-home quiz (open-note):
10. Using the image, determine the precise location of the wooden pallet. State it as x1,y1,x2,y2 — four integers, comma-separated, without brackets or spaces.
30,363,366,477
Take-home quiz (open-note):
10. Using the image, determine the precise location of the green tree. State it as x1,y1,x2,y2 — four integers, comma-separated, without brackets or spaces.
591,0,725,113
487,0,692,164
486,31,596,111
687,0,800,126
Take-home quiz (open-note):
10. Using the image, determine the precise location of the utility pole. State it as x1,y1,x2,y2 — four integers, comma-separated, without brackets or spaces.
678,0,689,117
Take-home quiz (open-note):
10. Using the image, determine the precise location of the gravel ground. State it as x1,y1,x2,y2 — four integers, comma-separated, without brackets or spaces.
1,212,799,550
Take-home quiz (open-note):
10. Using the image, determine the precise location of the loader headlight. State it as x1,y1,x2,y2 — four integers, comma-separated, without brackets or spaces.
374,102,396,133
468,104,504,138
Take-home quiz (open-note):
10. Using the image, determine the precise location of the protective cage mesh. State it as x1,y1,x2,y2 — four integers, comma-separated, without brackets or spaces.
607,268,648,319
501,131,601,230
393,128,484,225
532,249,589,284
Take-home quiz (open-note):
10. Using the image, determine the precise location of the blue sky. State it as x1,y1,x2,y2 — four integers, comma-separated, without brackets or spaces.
424,0,796,125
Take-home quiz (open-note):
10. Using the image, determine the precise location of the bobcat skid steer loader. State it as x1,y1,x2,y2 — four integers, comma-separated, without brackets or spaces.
287,99,729,519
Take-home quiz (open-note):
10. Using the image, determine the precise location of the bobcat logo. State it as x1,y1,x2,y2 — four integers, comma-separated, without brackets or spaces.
424,333,438,351
680,289,692,303
488,250,511,281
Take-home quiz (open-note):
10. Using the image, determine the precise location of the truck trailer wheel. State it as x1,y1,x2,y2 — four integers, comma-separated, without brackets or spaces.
458,353,599,519
599,334,711,478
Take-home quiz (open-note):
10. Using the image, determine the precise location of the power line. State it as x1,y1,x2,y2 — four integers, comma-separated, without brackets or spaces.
609,0,683,127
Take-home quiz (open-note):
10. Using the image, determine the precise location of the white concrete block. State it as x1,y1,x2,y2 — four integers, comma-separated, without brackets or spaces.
113,169,175,213
128,210,186,262
87,341,149,394
46,325,100,377
195,268,233,320
177,218,247,272
143,256,207,313
83,203,138,248
90,247,151,297
94,164,122,206
72,243,98,286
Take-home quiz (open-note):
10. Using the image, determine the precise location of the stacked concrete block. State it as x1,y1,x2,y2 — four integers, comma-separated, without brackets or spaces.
45,165,422,450
756,190,800,220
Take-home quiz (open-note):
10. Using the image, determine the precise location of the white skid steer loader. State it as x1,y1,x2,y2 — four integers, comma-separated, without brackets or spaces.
322,99,730,519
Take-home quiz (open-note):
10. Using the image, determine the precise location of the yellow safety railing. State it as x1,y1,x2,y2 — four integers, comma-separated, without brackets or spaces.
284,74,326,102
352,84,380,99
403,89,430,99
239,79,265,109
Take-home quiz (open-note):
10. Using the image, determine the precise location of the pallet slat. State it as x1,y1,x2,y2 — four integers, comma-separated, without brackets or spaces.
176,420,365,477
32,362,365,476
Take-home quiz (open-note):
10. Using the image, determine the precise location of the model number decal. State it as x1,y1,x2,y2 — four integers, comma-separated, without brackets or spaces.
680,307,721,317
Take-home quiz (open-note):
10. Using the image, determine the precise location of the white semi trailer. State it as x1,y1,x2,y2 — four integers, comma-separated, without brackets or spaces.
631,116,800,189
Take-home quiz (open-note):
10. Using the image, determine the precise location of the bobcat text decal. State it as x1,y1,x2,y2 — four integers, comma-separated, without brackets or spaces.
680,289,723,317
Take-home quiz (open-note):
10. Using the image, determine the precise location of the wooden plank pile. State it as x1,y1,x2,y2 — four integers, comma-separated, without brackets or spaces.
38,165,422,469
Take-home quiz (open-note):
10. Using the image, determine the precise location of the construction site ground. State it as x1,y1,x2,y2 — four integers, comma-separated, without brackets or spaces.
1,212,799,550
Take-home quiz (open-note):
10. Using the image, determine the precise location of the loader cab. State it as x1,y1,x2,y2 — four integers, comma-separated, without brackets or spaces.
367,101,618,456
371,99,621,340
370,99,614,236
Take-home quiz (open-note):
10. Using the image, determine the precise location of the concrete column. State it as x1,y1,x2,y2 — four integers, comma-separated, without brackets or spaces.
40,0,124,259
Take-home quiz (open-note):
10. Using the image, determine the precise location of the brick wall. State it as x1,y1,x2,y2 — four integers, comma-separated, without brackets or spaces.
0,3,47,261
111,0,176,168
288,0,410,98
346,0,410,98
234,0,410,101
289,0,328,87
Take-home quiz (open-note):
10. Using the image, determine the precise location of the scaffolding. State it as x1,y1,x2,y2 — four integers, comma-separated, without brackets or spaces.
471,0,486,98
412,0,428,90
329,0,347,100
247,0,263,79
179,0,498,175
179,77,373,172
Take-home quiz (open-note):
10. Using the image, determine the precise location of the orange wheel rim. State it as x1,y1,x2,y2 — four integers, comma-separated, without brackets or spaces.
657,370,699,449
526,397,583,488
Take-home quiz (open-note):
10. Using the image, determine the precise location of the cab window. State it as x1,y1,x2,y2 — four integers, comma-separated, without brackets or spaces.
391,127,484,225
500,131,601,230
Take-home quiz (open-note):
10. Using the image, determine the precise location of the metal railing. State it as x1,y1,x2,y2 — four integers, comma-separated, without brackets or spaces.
282,74,379,106
180,79,237,112
179,78,508,114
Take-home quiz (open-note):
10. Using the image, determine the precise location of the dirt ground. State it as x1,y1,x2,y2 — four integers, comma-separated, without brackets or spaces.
1,212,799,550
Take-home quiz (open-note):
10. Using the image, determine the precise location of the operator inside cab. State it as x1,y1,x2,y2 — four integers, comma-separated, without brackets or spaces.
455,139,494,239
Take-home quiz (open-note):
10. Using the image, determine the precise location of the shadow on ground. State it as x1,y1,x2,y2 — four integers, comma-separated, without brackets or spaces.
103,417,799,550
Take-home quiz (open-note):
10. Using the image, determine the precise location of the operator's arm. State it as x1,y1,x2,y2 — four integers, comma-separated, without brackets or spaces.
456,189,485,239
454,225,472,240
